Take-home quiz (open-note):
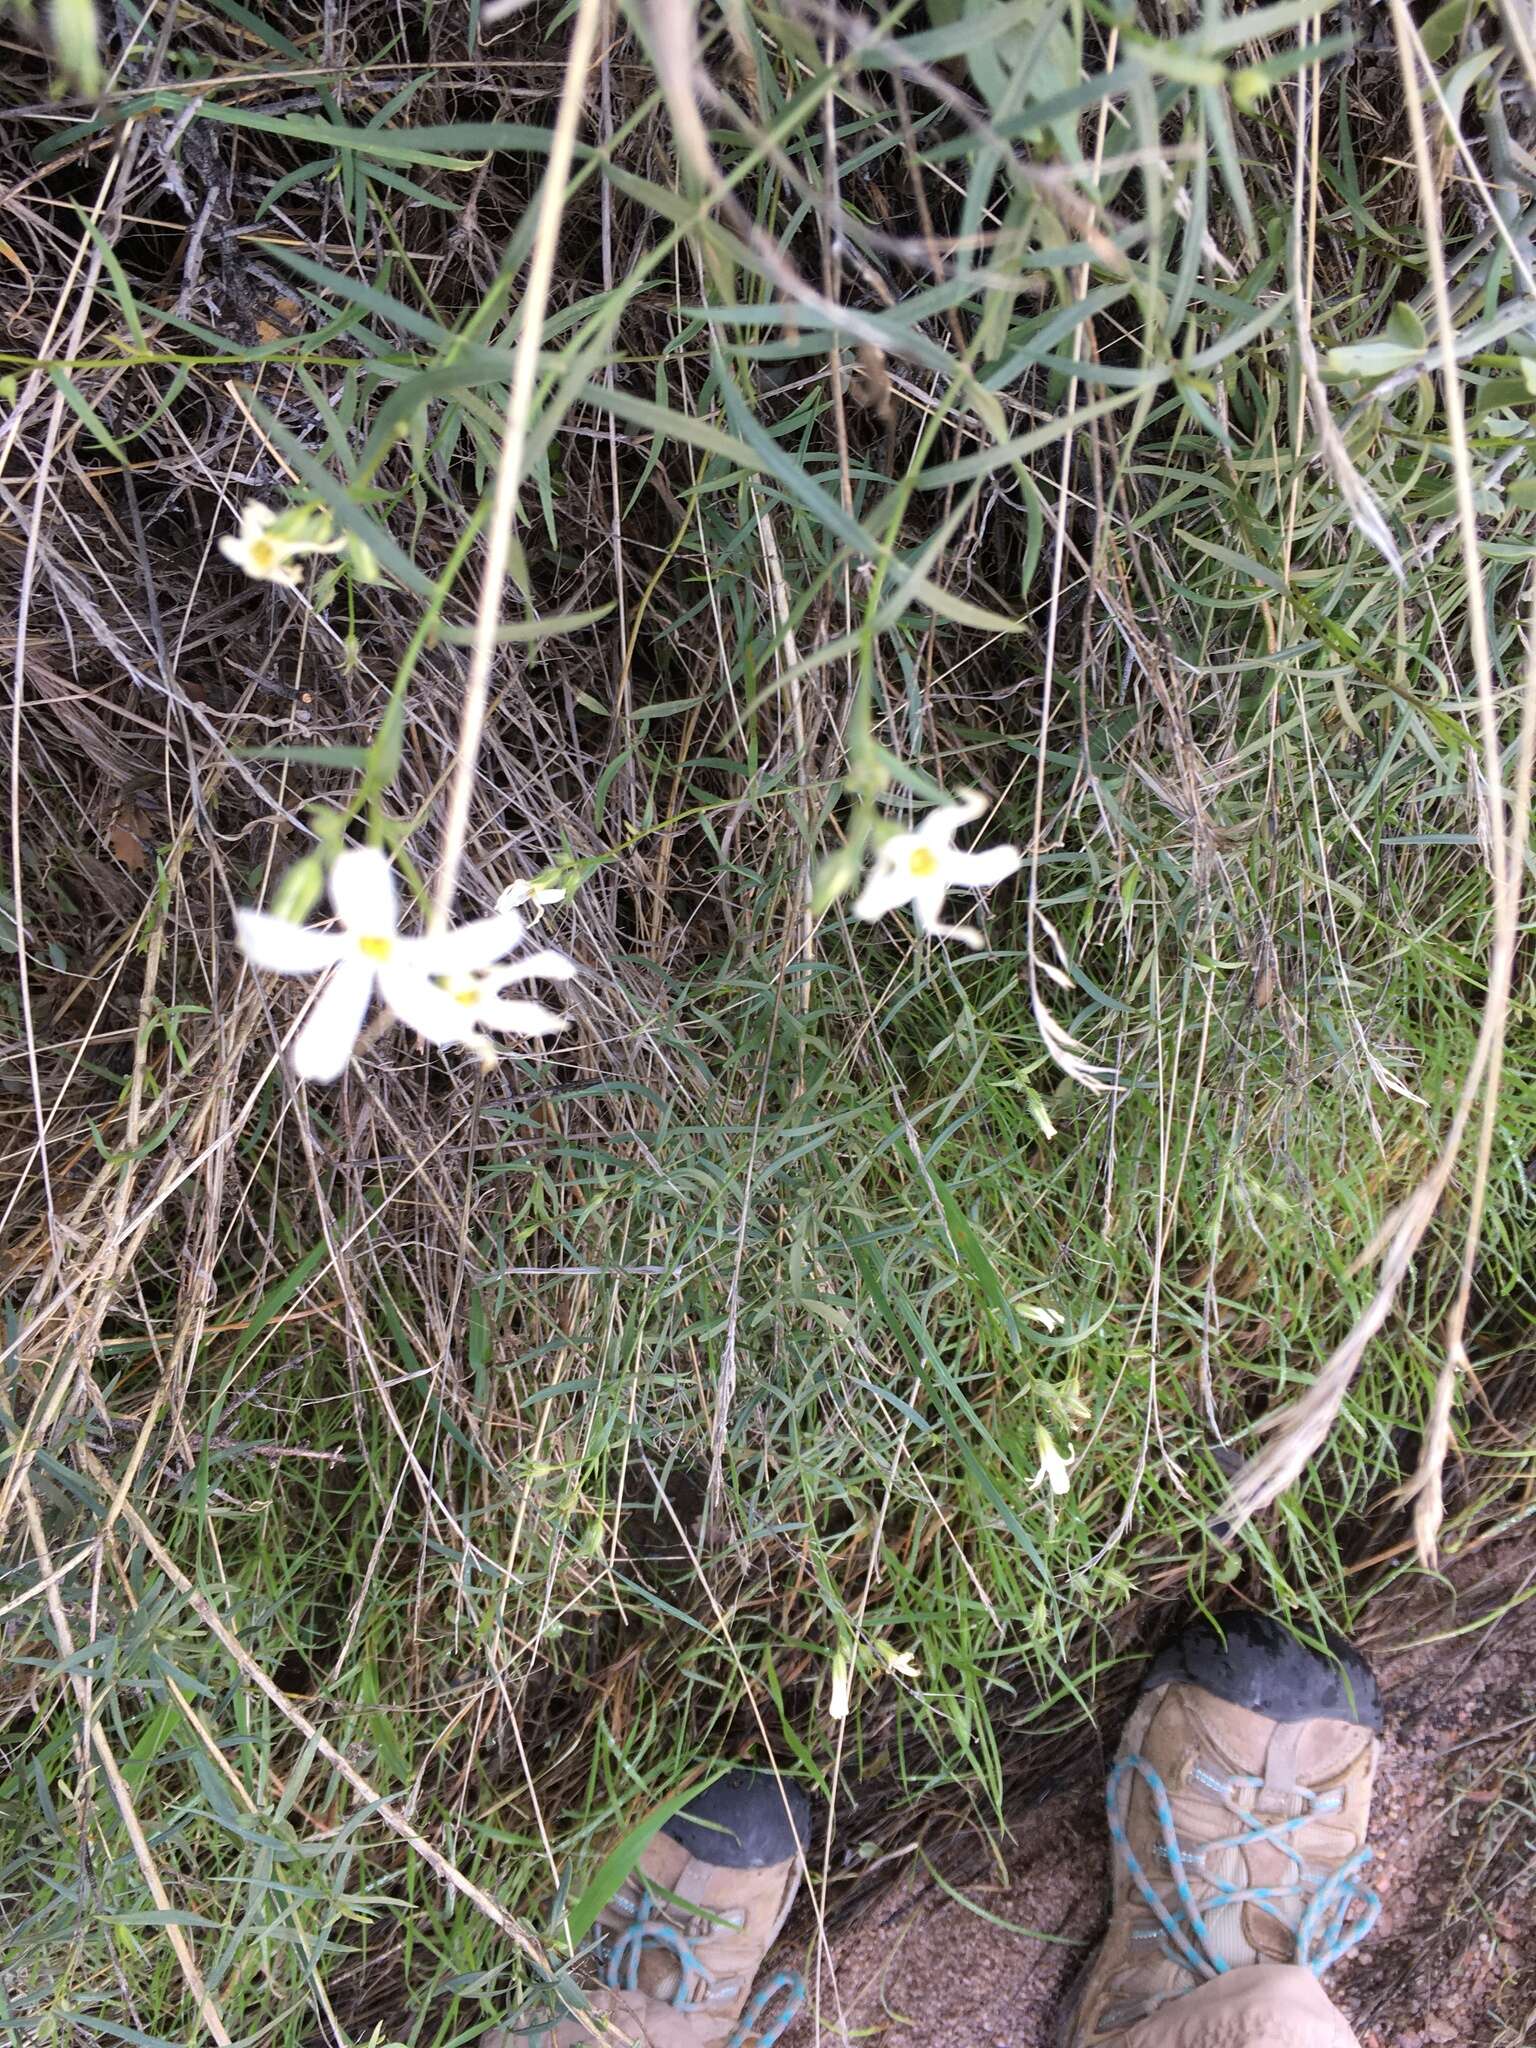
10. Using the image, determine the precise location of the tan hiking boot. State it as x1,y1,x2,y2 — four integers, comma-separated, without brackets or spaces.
1059,1613,1383,2045
494,1768,811,2048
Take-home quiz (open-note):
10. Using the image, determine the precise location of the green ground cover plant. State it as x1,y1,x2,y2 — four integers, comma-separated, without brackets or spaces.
1,0,1534,2039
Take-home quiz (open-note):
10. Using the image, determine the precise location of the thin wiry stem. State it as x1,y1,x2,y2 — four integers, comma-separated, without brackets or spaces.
433,0,606,928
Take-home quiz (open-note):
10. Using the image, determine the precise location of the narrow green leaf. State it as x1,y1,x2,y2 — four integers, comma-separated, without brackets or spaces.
561,1770,732,1952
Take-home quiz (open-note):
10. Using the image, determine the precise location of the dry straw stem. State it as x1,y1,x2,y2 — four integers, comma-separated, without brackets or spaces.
647,0,720,193
1218,2,1535,1548
1403,580,1536,1565
432,0,606,928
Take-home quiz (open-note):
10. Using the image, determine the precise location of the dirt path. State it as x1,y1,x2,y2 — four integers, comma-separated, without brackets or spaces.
786,1555,1536,2046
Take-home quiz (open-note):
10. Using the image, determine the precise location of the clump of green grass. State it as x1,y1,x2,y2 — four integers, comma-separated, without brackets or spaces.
1,0,1534,2041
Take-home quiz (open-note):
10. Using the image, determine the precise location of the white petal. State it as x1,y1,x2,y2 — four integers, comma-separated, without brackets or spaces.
377,959,479,1048
917,793,987,847
853,859,917,924
240,502,277,540
911,876,983,949
909,874,952,935
218,535,248,569
928,916,985,949
828,1650,851,1722
478,997,569,1037
943,844,1023,891
412,911,528,976
1033,1428,1074,1495
329,846,398,936
457,1027,497,1068
291,960,374,1082
236,909,347,976
875,830,926,869
490,947,579,986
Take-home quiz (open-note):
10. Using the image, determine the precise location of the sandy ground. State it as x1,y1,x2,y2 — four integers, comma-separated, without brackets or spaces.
783,1552,1536,2047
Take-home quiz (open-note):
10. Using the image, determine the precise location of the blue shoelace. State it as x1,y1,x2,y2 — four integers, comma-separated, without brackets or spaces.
603,1888,805,2048
1106,1753,1380,1995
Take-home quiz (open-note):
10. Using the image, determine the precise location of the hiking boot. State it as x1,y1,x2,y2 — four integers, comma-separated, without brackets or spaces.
1059,1612,1384,2045
495,1767,812,2048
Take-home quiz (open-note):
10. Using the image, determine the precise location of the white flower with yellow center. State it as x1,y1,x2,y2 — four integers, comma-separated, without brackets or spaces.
237,847,560,1082
436,949,579,1061
853,792,1021,949
218,502,340,588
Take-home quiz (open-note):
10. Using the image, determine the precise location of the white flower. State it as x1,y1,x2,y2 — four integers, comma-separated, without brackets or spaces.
218,501,339,588
1031,1424,1075,1497
852,792,1021,949
435,951,579,1055
496,877,570,913
237,846,567,1083
873,1640,922,1680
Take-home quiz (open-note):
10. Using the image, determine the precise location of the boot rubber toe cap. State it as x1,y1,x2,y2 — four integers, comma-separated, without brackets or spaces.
662,1767,812,1870
1143,1612,1383,1732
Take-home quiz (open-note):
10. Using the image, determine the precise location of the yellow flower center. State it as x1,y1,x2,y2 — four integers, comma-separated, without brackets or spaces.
454,986,480,1008
249,537,279,573
358,934,393,962
908,846,939,878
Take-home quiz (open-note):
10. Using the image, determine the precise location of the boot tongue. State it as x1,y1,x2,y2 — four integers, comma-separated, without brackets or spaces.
1186,1820,1304,1972
1201,1844,1271,1969
1246,1716,1315,1958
